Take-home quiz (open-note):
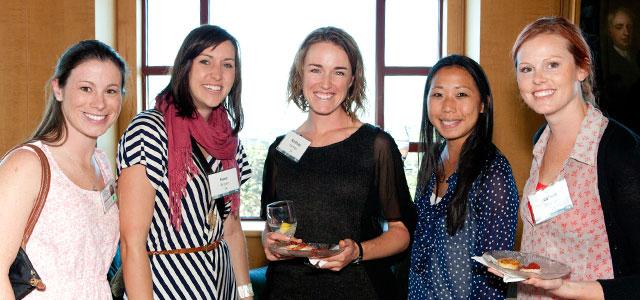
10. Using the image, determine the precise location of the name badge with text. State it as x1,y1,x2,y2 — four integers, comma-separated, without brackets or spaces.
208,168,240,199
100,179,117,214
528,178,573,225
276,131,310,162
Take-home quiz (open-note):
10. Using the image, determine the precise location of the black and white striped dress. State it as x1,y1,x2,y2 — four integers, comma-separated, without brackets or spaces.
117,109,251,300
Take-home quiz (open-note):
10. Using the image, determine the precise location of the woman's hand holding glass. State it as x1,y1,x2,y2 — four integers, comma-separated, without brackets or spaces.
263,201,301,261
266,201,297,237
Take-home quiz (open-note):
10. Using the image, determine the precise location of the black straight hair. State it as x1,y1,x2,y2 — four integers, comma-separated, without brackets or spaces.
417,54,496,235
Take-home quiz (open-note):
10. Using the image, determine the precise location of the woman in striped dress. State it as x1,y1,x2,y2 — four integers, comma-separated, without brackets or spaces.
117,25,253,299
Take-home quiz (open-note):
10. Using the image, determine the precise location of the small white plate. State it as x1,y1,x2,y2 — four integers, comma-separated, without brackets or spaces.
483,250,571,280
270,242,343,258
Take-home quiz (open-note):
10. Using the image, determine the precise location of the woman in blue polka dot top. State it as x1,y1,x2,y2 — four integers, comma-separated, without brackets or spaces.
408,55,519,299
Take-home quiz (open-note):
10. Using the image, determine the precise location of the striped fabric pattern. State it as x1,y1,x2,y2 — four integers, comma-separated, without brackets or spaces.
117,109,251,300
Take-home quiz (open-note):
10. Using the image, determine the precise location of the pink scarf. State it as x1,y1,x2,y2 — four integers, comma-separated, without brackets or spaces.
156,94,240,231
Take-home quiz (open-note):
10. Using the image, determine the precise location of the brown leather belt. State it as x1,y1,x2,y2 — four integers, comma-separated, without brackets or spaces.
147,240,221,255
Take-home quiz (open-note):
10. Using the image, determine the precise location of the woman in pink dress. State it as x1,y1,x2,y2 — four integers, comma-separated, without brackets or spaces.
0,40,128,299
490,17,640,299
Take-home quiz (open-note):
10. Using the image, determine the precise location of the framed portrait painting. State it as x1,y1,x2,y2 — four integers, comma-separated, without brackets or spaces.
580,0,640,133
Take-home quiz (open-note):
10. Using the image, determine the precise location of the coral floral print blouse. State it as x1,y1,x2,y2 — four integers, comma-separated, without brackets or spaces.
518,104,614,300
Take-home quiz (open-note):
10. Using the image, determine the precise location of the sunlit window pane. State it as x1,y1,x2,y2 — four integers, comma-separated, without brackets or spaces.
142,1,442,217
146,75,171,109
385,0,439,66
211,0,376,141
384,76,426,143
404,152,420,199
147,0,200,66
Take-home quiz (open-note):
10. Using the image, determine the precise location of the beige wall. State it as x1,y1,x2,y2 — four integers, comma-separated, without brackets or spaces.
0,0,137,159
115,0,140,141
479,0,559,193
0,0,95,153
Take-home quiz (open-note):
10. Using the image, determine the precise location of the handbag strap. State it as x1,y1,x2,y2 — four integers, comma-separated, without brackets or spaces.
1,143,51,248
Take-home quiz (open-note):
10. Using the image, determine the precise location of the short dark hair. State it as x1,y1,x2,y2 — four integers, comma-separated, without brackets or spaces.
287,26,366,118
158,25,243,134
30,40,128,143
417,54,496,235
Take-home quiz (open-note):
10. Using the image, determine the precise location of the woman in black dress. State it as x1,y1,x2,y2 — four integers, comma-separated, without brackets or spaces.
260,26,416,299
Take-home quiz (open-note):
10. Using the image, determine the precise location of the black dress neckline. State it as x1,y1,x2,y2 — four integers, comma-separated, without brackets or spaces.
306,123,373,150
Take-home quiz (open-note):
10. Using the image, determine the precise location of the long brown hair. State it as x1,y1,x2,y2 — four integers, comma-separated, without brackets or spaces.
511,16,596,104
30,40,128,144
157,25,244,135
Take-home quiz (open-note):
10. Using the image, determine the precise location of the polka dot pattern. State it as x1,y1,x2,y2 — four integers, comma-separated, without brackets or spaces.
409,150,519,299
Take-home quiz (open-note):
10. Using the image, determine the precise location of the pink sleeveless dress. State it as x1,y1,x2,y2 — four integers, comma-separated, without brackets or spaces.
23,142,119,299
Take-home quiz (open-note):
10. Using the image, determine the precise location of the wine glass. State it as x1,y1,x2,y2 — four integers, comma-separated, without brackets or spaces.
266,200,297,237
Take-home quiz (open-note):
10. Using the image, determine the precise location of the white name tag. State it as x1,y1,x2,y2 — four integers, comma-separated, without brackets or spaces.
100,179,117,214
208,168,240,199
528,178,573,225
276,131,310,162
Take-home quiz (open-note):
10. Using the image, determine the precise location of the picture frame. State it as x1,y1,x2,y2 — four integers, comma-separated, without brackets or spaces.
580,0,640,134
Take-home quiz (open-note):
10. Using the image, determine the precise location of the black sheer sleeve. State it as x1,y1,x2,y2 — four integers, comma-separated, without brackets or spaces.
597,121,640,299
372,130,417,233
259,137,283,221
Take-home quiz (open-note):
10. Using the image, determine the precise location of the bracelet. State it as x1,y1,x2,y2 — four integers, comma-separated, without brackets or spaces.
237,283,254,299
352,241,364,264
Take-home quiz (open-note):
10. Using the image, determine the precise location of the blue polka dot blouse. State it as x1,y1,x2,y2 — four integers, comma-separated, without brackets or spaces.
409,150,519,300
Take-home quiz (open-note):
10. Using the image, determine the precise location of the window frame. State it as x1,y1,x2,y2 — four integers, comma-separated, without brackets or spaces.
374,0,443,152
141,1,443,143
140,0,442,218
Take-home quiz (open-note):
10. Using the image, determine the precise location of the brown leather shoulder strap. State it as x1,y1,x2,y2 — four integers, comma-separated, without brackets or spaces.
1,143,51,248
21,144,51,247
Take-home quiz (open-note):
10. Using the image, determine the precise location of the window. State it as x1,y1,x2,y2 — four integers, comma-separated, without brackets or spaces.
142,0,442,217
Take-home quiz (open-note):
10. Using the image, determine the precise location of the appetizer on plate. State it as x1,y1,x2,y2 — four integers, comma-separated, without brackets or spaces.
520,262,541,274
483,250,569,279
497,258,521,270
270,241,344,258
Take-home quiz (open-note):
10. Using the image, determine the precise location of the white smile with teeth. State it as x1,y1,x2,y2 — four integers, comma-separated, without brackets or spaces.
85,113,106,121
533,89,554,97
441,120,460,127
204,85,222,91
315,92,333,100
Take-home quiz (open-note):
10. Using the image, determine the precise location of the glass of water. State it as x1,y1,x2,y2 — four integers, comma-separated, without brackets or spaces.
266,200,297,237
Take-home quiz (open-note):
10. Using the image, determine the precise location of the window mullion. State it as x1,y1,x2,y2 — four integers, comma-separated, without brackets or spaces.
375,0,385,129
201,0,209,24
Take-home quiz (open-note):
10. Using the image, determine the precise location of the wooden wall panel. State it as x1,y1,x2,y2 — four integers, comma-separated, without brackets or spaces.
479,0,560,193
0,0,94,153
478,0,564,249
116,0,140,140
446,0,466,55
0,3,29,153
